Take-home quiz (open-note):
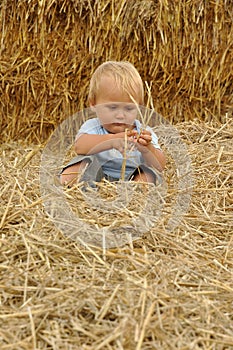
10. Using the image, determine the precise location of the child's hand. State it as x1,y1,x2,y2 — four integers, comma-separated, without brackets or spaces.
136,129,152,146
110,132,131,154
110,130,152,154
127,129,152,153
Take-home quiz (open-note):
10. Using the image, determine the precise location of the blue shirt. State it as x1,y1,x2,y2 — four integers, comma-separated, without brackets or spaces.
76,118,160,179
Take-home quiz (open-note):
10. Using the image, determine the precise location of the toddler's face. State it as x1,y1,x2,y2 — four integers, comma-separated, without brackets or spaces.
91,76,140,133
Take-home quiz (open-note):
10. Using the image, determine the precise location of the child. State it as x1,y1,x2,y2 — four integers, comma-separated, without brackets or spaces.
60,61,166,186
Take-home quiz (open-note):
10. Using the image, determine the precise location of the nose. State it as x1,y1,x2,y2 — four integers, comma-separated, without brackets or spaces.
115,108,125,120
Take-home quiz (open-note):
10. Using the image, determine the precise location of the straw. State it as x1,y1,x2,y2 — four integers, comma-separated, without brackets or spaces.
1,0,232,347
0,117,232,348
0,0,232,143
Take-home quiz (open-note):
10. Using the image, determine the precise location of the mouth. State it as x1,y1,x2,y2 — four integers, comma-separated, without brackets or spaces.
110,123,135,131
104,123,133,134
109,123,127,129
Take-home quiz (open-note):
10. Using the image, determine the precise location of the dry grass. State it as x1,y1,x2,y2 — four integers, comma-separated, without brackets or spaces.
0,0,233,142
1,117,232,349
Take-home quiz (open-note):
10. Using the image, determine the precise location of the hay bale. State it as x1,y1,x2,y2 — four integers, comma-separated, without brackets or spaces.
0,0,232,143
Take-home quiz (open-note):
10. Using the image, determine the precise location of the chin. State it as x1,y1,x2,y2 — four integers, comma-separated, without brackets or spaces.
110,127,125,134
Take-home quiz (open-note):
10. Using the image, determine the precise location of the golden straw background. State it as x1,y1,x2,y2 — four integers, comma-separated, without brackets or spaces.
1,1,233,349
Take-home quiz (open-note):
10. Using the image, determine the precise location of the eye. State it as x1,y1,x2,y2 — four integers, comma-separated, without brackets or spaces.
125,105,136,112
107,104,118,110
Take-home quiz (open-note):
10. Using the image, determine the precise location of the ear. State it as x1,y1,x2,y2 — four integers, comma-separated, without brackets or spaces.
89,99,96,112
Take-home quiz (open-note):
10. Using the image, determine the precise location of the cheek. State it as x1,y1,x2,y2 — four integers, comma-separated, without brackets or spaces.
125,112,137,124
96,110,112,125
95,106,119,123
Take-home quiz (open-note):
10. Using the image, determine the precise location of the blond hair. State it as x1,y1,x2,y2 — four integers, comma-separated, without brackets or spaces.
88,61,144,105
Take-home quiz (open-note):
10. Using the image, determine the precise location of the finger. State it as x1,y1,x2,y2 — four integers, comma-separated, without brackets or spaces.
137,137,148,146
128,131,138,140
127,129,136,137
139,134,152,143
140,129,151,136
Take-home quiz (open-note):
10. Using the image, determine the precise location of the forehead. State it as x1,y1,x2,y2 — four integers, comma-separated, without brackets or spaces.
97,75,139,103
98,75,125,94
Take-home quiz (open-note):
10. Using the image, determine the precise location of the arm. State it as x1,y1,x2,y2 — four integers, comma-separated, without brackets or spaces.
74,133,126,155
139,143,166,172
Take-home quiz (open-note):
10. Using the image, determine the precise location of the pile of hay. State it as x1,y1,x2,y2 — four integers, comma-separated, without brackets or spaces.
1,117,232,349
1,0,232,142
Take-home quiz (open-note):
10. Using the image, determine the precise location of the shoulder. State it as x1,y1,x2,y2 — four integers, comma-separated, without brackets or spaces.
78,118,104,134
134,119,142,132
134,119,156,136
80,118,100,128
